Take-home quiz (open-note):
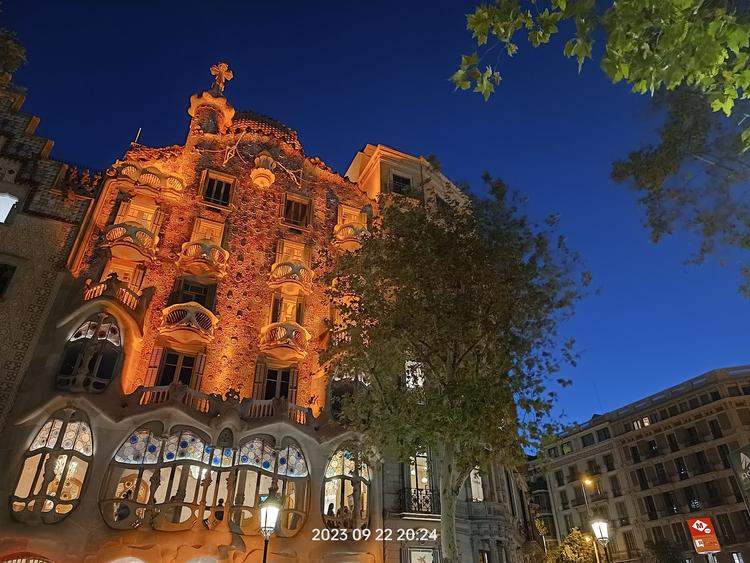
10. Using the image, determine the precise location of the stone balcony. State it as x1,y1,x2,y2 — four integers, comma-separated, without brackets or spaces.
259,321,311,362
102,222,158,262
176,240,229,280
83,273,152,326
158,301,219,349
268,260,313,295
128,382,317,428
332,222,368,251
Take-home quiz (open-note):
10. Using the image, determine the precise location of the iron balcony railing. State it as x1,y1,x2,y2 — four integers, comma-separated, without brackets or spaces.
402,488,440,514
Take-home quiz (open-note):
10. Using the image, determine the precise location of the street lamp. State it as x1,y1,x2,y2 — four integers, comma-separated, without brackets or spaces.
591,519,610,563
260,485,282,563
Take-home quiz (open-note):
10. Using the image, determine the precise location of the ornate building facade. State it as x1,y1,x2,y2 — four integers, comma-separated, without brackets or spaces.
0,67,537,563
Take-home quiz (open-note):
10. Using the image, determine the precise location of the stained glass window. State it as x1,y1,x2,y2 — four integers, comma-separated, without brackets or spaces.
11,409,92,524
323,445,370,530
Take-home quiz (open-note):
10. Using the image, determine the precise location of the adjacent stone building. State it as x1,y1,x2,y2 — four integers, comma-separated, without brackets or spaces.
0,70,100,432
0,66,536,563
531,365,750,563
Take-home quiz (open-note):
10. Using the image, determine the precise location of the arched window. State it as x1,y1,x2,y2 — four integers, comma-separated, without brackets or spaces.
101,424,229,531
11,408,93,523
0,192,19,223
234,437,309,537
101,428,308,536
57,314,122,392
323,445,370,529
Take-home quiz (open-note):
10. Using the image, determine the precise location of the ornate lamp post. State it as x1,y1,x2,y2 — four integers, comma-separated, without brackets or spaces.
260,485,282,563
591,519,610,563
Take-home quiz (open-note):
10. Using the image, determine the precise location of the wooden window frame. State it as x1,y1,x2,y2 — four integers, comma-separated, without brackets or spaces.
200,170,236,209
281,193,312,229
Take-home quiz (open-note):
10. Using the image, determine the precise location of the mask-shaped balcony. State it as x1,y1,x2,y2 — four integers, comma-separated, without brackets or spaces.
83,274,152,327
103,223,158,262
259,321,311,362
332,222,368,251
159,302,218,349
176,240,230,281
268,261,313,296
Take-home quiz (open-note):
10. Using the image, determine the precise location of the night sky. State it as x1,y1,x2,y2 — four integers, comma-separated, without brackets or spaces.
5,0,748,426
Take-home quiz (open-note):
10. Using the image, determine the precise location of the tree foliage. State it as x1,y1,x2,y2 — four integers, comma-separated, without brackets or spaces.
454,0,750,292
643,539,684,563
0,4,26,74
545,528,595,562
611,89,750,293
454,0,750,131
323,176,585,562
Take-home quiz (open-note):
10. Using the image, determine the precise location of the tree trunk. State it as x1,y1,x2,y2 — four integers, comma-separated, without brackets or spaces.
439,444,461,563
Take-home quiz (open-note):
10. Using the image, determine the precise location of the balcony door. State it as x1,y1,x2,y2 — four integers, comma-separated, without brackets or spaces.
253,359,298,403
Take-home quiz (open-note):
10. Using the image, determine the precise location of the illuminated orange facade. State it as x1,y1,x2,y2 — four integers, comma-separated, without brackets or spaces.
0,66,538,563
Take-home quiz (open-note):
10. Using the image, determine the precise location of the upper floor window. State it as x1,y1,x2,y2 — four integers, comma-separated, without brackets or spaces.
548,446,559,458
57,314,122,393
561,441,572,455
596,427,611,441
11,408,93,523
323,446,370,529
191,217,225,243
391,173,412,195
581,434,595,447
282,194,311,228
264,367,294,400
114,195,157,230
0,192,19,223
202,172,234,207
0,263,17,298
169,277,217,310
156,350,202,388
271,294,304,324
410,451,432,491
337,204,366,227
470,468,484,502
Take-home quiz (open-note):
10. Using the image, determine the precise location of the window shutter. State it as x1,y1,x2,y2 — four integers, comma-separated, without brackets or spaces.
206,284,217,311
271,295,282,323
168,278,184,306
191,352,206,390
303,243,312,266
132,265,146,290
152,206,165,232
252,357,267,399
144,346,164,387
288,367,298,403
275,239,285,264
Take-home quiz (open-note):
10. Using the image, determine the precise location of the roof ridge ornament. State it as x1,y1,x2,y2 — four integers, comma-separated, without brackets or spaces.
210,62,233,94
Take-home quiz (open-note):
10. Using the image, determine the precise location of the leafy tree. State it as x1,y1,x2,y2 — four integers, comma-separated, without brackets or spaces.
324,176,585,562
643,539,684,563
0,4,26,74
453,0,750,130
452,1,750,289
555,528,595,562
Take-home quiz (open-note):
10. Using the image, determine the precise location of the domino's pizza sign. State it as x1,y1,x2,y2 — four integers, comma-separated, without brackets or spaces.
688,517,721,554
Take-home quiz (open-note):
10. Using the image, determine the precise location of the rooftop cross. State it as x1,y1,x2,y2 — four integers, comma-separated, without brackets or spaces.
210,62,233,93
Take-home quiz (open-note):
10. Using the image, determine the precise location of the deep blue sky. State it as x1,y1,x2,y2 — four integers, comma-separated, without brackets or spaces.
5,1,748,425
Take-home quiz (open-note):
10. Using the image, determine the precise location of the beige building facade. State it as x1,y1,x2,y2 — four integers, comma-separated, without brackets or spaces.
531,366,750,563
0,66,538,563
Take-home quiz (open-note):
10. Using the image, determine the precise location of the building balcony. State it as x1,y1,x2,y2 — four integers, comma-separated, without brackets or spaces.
176,240,229,280
158,302,218,349
259,321,311,362
332,222,368,251
129,383,318,428
268,261,313,296
102,222,158,262
83,274,151,325
401,488,440,514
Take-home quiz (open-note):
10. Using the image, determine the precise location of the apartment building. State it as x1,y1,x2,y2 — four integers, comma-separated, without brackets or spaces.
531,366,750,563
